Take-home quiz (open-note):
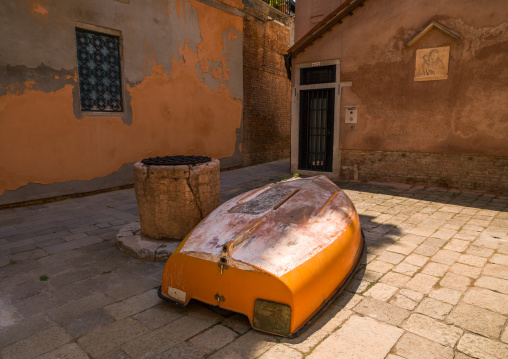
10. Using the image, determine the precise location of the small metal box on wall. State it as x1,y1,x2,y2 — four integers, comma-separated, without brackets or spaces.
345,106,358,123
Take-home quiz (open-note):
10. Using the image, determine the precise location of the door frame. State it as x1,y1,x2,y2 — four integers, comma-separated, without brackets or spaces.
291,59,341,178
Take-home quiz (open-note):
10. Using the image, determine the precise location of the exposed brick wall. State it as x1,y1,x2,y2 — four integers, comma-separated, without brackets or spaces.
340,150,508,195
241,5,291,166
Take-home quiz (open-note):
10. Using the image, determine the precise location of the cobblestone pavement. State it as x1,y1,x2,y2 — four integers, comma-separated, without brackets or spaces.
1,159,508,359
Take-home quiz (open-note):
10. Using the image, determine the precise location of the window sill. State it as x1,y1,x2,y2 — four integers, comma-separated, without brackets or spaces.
79,111,125,117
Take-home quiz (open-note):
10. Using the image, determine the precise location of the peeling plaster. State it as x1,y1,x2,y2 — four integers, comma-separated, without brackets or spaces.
222,27,243,99
0,0,244,200
197,61,221,91
439,18,508,56
32,4,48,16
0,63,75,97
195,27,243,97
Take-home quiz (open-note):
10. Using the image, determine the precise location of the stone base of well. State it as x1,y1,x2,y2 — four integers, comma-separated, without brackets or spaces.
133,159,220,240
116,221,180,262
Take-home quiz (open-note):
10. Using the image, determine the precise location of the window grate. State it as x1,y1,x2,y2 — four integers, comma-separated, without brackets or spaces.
300,65,336,86
76,28,123,112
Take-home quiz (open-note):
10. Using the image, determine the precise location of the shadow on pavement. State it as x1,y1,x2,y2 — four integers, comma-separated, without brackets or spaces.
336,180,507,212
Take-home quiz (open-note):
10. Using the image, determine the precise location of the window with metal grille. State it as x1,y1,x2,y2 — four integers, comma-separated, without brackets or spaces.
300,65,336,86
76,28,123,112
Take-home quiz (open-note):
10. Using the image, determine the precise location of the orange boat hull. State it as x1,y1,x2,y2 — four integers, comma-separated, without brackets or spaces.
159,176,364,337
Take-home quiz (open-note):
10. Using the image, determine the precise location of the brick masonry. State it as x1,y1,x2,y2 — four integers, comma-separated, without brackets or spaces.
340,150,508,195
241,5,291,166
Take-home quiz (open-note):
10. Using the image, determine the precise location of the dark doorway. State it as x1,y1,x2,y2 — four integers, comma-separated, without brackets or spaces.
298,89,335,172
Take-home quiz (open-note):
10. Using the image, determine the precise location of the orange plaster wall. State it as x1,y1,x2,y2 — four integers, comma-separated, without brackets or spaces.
0,0,243,196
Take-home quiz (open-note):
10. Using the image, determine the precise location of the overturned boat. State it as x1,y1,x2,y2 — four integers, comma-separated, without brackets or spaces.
159,175,364,337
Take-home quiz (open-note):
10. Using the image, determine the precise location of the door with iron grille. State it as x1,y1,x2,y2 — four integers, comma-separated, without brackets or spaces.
298,88,335,172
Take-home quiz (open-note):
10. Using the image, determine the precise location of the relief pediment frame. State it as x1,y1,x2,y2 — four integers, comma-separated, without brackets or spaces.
407,21,461,47
408,21,461,82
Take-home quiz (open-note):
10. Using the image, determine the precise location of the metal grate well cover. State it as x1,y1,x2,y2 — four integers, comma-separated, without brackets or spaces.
141,155,212,166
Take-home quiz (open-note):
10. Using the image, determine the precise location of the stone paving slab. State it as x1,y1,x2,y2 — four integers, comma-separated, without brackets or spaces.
462,287,508,315
189,324,239,355
258,344,302,359
353,297,410,326
446,303,506,339
37,343,89,359
103,289,161,320
1,159,508,358
307,316,403,359
415,297,453,320
280,306,352,353
208,330,276,359
402,313,463,347
393,332,454,359
76,317,148,358
476,275,508,294
1,326,72,359
457,333,508,359
121,308,222,358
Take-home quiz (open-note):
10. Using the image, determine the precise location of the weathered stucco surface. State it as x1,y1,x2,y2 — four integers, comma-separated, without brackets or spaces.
292,0,508,157
0,0,243,203
294,0,347,41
